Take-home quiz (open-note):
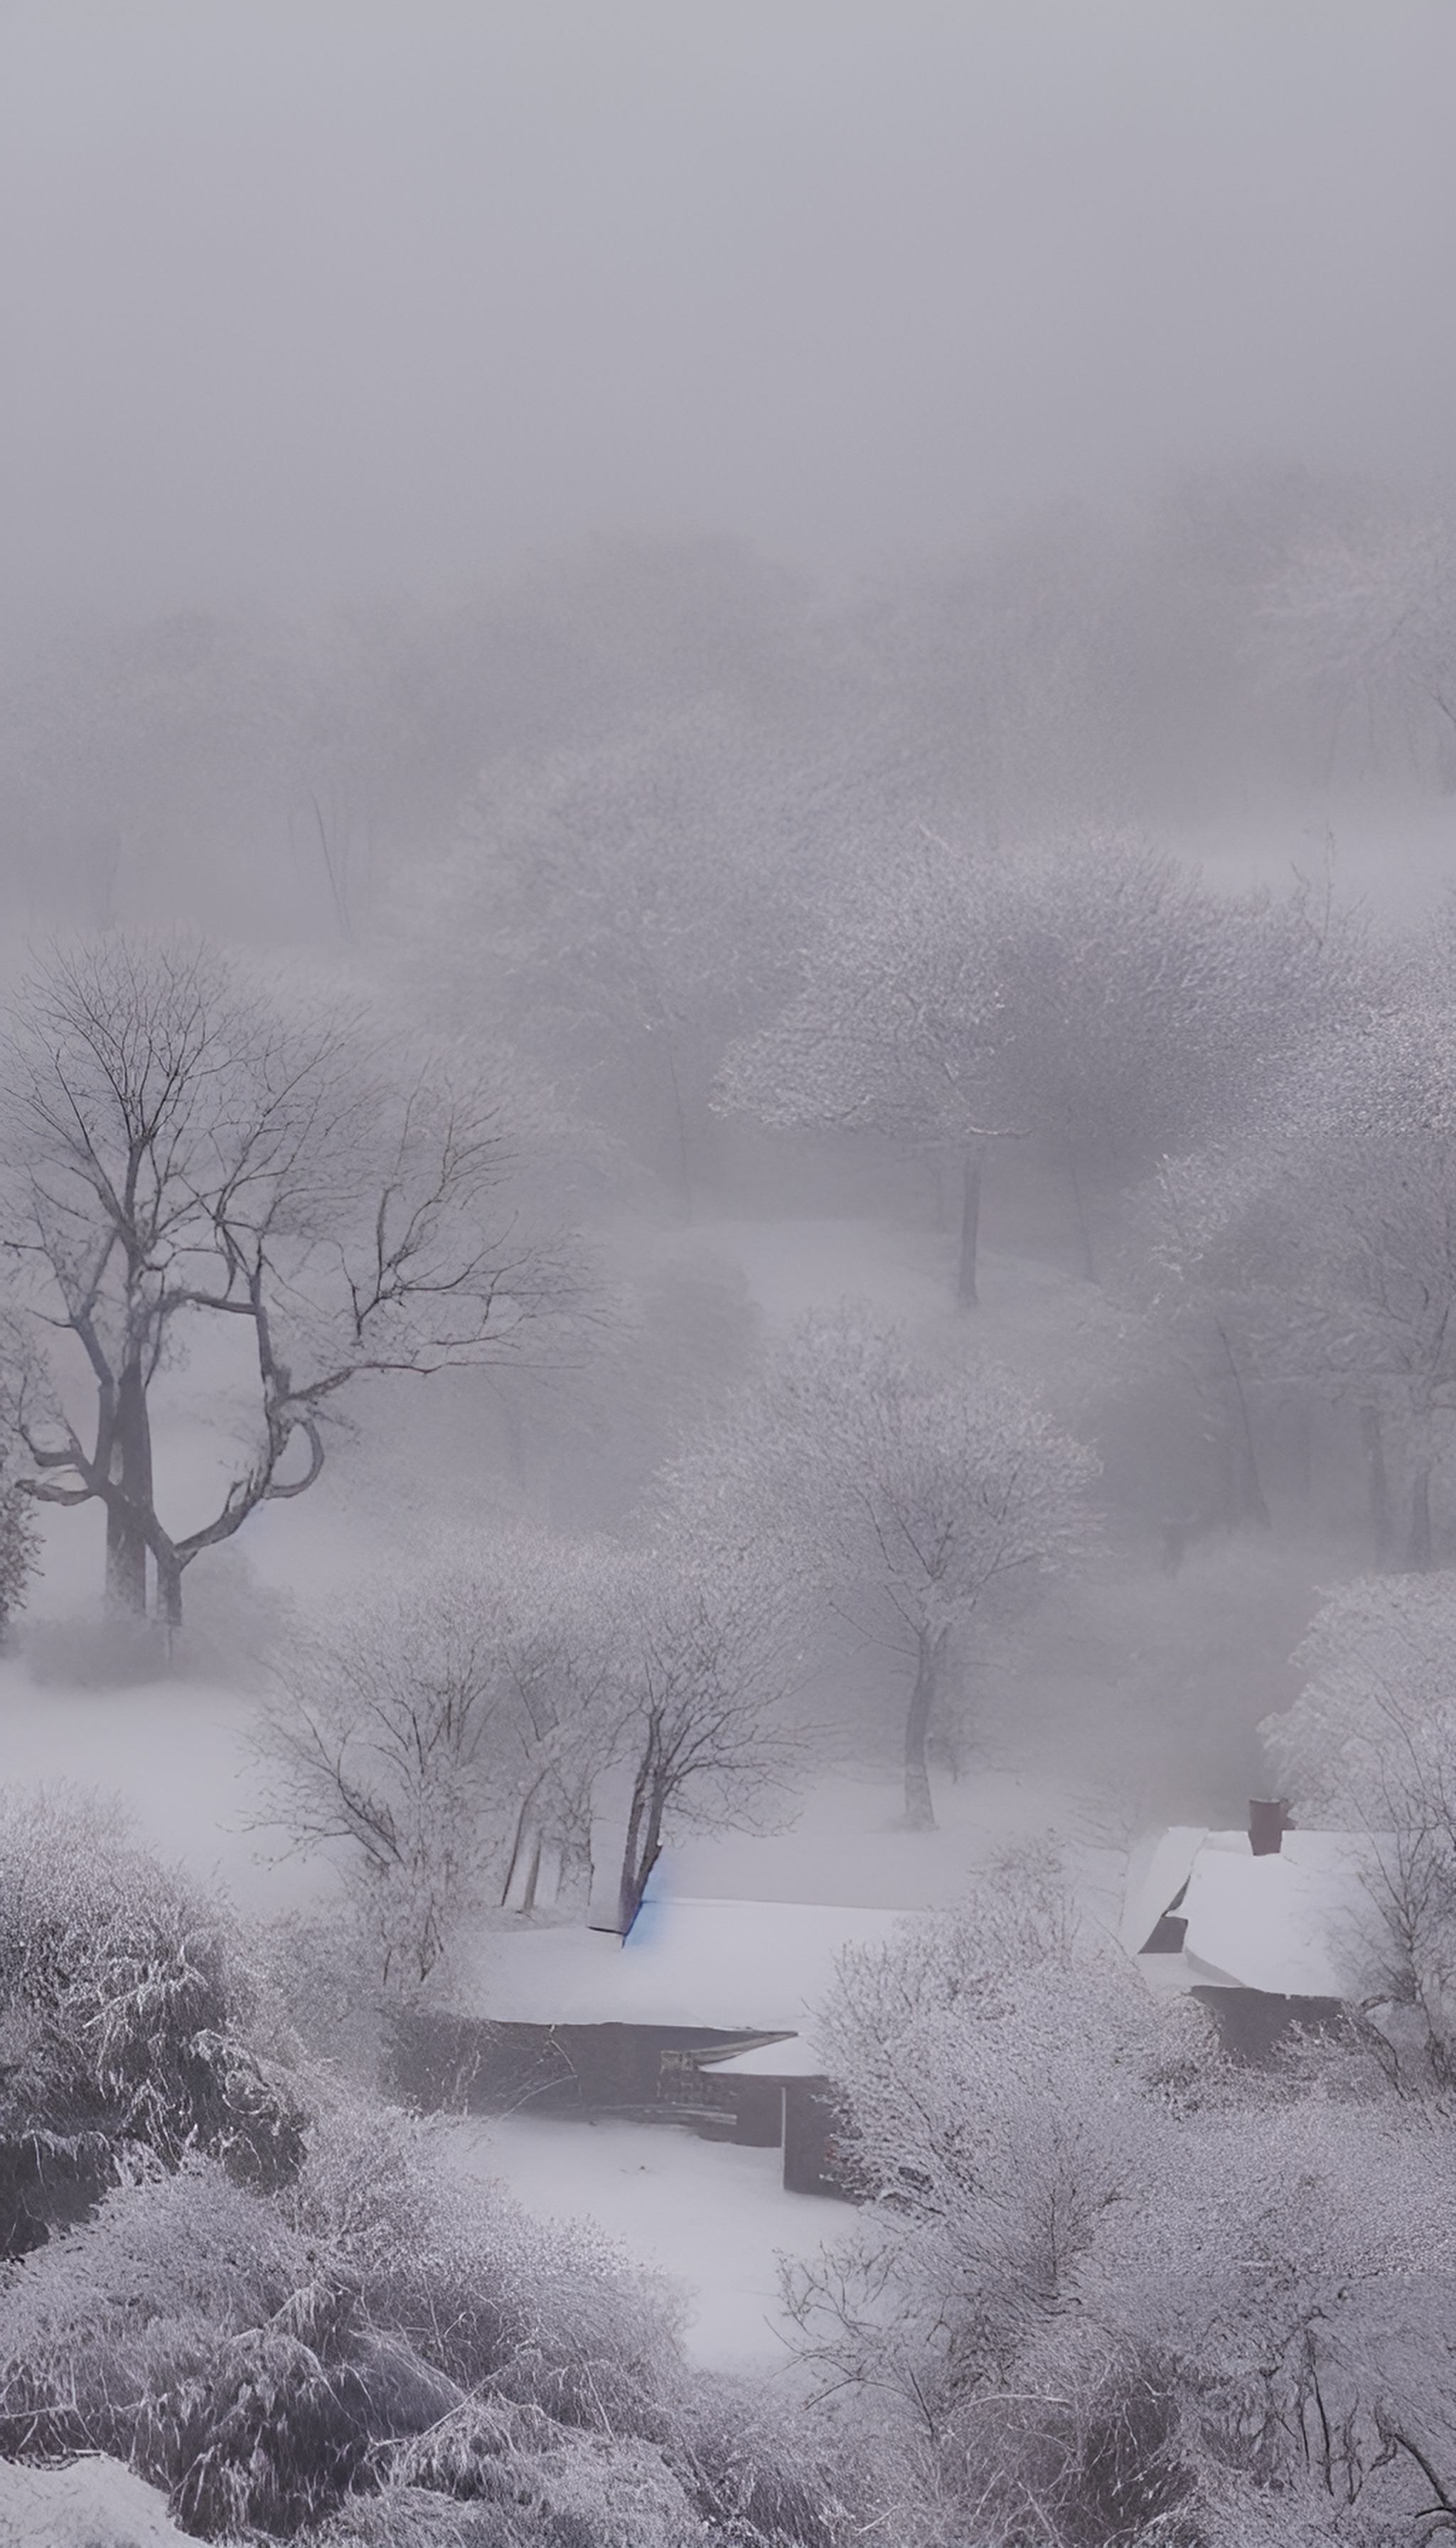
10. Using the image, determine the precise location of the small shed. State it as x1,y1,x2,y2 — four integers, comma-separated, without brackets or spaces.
1122,1807,1383,2055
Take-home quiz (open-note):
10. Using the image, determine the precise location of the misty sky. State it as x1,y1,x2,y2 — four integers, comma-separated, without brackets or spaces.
2,0,1452,631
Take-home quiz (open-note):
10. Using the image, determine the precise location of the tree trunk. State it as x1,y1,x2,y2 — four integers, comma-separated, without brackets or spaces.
156,1547,186,1630
1216,1325,1270,1529
105,1361,153,1617
903,1626,945,1831
1408,1460,1433,1573
105,1503,148,1617
957,1142,985,1310
617,1755,668,1936
557,1819,594,1916
1361,1404,1391,1568
499,1794,536,1907
1066,1144,1096,1283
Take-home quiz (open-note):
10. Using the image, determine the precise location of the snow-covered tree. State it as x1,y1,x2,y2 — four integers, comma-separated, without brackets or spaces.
701,1308,1096,1829
787,1860,1206,2542
604,1530,813,1934
793,1858,1456,2545
0,933,577,1626
257,1511,811,1965
716,837,1021,1304
983,841,1358,1282
255,1534,624,1988
1256,505,1456,785
1152,993,1456,1568
721,835,1354,1298
1265,1571,1456,2080
390,698,852,1212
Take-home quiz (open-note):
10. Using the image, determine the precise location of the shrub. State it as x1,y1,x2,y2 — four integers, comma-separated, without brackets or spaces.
0,1787,305,2252
383,2399,702,2548
287,2094,685,2429
0,2111,694,2541
670,2375,861,2548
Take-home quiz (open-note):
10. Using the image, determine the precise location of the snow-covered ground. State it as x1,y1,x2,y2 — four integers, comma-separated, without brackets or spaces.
653,1760,1123,1915
450,2111,851,2372
0,1653,327,1915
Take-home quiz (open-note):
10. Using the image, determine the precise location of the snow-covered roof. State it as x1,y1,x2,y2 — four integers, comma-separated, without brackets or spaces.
1124,1826,1383,1999
701,2033,829,2078
448,1897,917,2032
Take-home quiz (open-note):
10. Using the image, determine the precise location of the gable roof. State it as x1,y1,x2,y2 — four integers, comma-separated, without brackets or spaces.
1124,1826,1384,1999
444,1896,919,2033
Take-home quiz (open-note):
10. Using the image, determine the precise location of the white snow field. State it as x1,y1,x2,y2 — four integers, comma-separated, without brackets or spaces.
451,2111,852,2372
0,2453,189,2547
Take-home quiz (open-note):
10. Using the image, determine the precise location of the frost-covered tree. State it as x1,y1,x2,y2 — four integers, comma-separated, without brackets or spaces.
703,1309,1095,1829
788,1861,1201,2542
792,1858,1456,2546
258,1515,810,1964
984,842,1359,1282
390,699,851,1211
1152,995,1456,1568
604,1530,813,1934
0,933,575,1626
717,837,1022,1304
255,1535,624,1988
1256,504,1456,785
721,835,1351,1298
1265,1571,1456,2081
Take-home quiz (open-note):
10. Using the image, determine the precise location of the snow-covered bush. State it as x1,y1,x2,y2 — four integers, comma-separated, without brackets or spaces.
0,1787,304,2254
1265,1571,1456,2079
0,2109,857,2545
286,2093,685,2429
789,1852,1456,2544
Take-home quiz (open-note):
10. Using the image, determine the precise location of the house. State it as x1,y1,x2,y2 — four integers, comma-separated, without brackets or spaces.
1121,1802,1383,2055
390,1894,915,2195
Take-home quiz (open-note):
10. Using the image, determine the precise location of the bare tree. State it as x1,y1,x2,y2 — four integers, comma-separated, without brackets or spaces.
253,1542,614,1991
0,933,575,1626
604,1533,813,1934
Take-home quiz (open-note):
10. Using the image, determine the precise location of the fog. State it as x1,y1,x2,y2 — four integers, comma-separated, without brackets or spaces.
1,0,1451,631
3,7,1456,2543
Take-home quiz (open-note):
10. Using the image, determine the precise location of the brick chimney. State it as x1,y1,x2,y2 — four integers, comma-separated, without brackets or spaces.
1248,1798,1288,1857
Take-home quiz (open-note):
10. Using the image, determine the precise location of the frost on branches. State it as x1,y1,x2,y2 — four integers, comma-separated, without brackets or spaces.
678,1306,1096,1829
788,1853,1456,2545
